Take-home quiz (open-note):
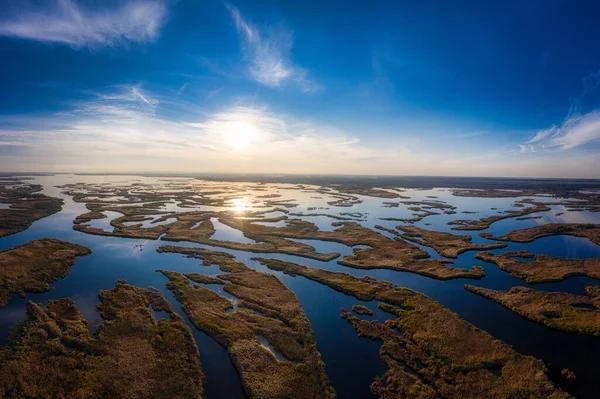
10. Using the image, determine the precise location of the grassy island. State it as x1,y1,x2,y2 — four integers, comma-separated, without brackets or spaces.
66,182,482,279
465,284,600,336
158,247,334,399
0,180,63,238
480,223,600,246
351,304,373,315
227,220,484,280
0,281,204,398
328,184,402,198
448,200,550,230
0,238,91,307
397,225,507,258
251,258,567,398
475,251,600,283
164,216,483,279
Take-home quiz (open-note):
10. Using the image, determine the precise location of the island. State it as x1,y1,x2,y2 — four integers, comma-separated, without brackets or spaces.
448,200,550,230
0,178,63,237
158,246,335,399
480,223,600,246
396,225,507,258
69,184,485,279
251,257,569,398
0,281,204,398
465,285,600,336
0,238,91,307
475,250,600,283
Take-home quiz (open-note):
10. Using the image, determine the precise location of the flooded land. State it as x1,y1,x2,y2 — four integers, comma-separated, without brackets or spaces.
0,174,599,398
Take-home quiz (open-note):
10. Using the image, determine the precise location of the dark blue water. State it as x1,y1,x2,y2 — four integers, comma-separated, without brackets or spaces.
1,176,599,398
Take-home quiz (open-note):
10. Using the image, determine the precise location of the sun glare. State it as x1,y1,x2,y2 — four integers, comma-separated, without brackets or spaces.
224,121,257,149
232,198,248,213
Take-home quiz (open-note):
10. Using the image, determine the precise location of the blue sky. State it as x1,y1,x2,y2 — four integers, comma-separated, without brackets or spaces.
1,0,600,177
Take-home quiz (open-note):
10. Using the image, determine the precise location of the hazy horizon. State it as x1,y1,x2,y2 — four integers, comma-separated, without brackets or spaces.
1,1,600,177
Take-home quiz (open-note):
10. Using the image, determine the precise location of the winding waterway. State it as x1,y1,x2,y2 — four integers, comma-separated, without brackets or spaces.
1,174,599,398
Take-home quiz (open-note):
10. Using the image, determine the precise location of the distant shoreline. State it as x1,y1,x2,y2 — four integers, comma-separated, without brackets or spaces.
2,172,600,190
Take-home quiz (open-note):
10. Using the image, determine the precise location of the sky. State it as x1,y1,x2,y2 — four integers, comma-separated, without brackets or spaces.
1,0,600,178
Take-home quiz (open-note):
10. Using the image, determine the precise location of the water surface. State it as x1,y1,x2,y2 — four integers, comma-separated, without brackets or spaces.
0,174,598,398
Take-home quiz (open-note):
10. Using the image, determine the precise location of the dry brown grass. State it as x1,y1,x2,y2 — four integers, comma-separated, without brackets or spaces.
0,238,91,307
159,247,334,399
448,200,551,230
397,225,506,258
0,180,63,238
252,257,567,397
465,284,600,335
341,307,569,398
481,223,600,246
66,181,482,279
475,251,600,283
0,281,204,399
327,184,402,198
351,304,373,315
162,214,339,261
233,220,483,280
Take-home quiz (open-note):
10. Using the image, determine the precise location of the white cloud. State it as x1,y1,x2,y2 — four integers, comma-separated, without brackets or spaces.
96,85,159,107
0,141,28,147
184,106,361,157
525,111,600,151
546,111,600,149
526,126,555,144
177,83,188,96
521,68,600,153
5,85,595,177
226,3,319,92
0,0,168,48
0,87,379,172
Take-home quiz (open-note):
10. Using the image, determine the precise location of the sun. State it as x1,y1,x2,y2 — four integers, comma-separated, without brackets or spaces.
224,121,257,149
231,198,248,213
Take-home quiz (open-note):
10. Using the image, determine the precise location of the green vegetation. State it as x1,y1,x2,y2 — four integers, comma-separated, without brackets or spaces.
0,281,204,398
159,246,334,399
465,284,600,335
0,238,91,307
254,257,405,301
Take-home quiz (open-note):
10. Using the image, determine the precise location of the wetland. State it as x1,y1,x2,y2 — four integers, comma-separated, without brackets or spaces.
0,174,599,398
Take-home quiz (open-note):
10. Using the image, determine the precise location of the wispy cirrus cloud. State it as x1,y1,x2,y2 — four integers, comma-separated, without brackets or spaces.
526,126,555,144
226,3,319,92
522,69,600,152
0,0,168,48
522,112,600,152
95,85,159,106
546,112,600,149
